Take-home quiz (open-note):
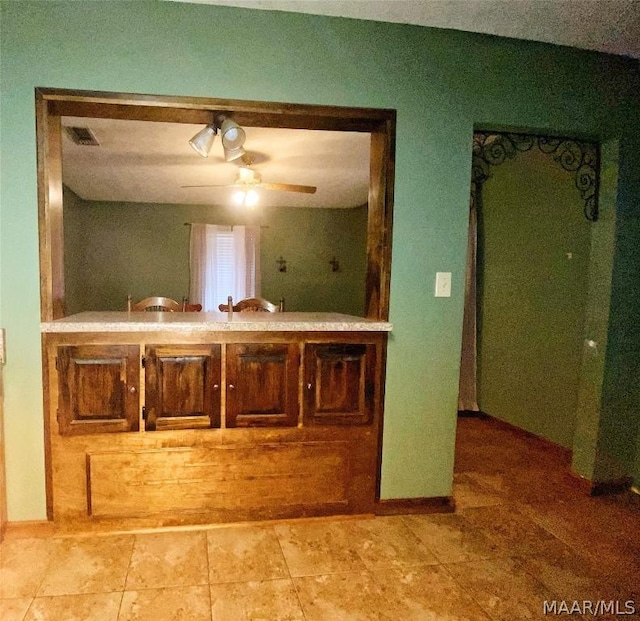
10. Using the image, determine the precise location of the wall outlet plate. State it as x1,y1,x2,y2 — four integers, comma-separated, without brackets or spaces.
435,272,452,297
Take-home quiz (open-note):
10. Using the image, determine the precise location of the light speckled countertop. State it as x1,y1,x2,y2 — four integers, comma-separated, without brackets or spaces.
41,311,393,333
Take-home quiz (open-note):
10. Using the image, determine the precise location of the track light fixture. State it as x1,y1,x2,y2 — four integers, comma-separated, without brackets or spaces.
188,114,246,161
188,123,217,157
220,117,246,162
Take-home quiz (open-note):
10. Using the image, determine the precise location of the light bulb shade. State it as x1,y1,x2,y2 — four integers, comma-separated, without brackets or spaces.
233,188,259,207
237,166,261,183
245,189,259,207
220,118,246,150
223,144,246,162
189,124,217,157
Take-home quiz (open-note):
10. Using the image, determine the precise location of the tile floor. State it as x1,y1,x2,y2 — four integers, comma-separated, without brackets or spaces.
1,415,639,620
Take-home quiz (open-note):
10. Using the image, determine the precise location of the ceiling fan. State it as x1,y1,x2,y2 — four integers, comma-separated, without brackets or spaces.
181,164,317,200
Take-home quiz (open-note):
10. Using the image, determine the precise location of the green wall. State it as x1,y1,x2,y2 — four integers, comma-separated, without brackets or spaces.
63,188,366,315
477,148,591,449
1,1,639,520
572,141,620,479
261,205,367,314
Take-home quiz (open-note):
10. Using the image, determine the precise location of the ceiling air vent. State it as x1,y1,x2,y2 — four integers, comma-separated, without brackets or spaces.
65,126,100,146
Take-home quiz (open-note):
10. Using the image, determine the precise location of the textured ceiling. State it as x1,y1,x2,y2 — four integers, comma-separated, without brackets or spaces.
174,0,640,59
62,118,371,209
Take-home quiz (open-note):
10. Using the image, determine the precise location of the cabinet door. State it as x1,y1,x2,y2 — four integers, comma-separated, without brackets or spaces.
144,345,221,431
303,343,376,425
226,343,299,427
57,344,140,435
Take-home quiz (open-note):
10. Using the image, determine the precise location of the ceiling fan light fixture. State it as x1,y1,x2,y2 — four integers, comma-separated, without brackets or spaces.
188,123,217,157
233,188,259,207
237,166,260,183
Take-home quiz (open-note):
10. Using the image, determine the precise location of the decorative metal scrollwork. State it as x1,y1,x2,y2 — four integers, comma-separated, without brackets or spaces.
472,132,599,221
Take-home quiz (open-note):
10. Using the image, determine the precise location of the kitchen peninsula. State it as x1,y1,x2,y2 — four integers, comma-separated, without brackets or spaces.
36,89,395,533
42,311,391,531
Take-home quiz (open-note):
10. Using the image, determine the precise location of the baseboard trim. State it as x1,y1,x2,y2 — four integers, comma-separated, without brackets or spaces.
566,472,634,497
566,470,593,494
590,476,633,497
476,416,637,497
471,412,575,459
375,496,455,515
4,520,55,539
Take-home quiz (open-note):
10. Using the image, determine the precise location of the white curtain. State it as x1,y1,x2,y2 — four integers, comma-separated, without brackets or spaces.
457,195,480,412
241,225,261,297
189,223,260,311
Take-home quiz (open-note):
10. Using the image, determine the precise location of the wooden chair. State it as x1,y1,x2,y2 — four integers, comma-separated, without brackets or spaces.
182,303,203,312
130,296,181,312
180,297,202,312
218,297,283,313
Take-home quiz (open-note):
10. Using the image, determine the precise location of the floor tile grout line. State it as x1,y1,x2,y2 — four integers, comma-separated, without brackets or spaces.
205,575,213,621
439,561,500,621
115,590,125,621
401,509,512,565
205,527,213,593
120,533,137,595
31,538,63,599
273,526,294,582
287,569,309,621
20,596,35,621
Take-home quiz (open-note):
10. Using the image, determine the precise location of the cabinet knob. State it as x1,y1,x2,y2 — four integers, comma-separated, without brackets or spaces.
307,383,312,390
228,384,235,390
213,383,219,390
129,386,137,394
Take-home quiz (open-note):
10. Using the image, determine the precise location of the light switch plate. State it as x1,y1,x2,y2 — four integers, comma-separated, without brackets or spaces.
435,272,452,297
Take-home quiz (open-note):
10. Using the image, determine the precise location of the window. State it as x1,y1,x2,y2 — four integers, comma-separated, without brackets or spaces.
189,224,260,311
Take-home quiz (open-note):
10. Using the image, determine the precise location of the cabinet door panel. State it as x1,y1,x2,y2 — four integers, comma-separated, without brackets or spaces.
57,345,140,435
304,343,376,425
145,345,221,430
226,343,299,427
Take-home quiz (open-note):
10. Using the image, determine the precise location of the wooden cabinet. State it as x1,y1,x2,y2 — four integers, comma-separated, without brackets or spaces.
45,328,387,528
226,343,299,427
144,344,221,431
303,343,376,425
54,338,380,435
56,344,140,435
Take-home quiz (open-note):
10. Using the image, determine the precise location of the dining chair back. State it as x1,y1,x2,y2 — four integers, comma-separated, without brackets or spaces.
130,296,182,312
218,297,283,313
182,303,203,312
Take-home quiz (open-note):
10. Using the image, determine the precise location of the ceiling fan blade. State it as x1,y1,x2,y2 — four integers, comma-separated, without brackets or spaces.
181,184,235,188
261,182,317,194
182,180,318,194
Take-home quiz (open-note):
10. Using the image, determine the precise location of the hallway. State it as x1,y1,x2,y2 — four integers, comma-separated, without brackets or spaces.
1,415,638,620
